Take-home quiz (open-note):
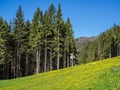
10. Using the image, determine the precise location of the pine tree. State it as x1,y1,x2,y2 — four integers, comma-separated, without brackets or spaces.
48,4,56,70
0,17,10,79
29,7,43,74
0,17,6,64
13,6,24,77
55,4,64,69
23,20,31,76
65,18,76,67
43,11,50,72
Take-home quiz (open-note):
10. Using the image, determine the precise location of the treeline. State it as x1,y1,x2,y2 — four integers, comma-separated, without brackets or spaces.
0,4,76,79
78,24,120,64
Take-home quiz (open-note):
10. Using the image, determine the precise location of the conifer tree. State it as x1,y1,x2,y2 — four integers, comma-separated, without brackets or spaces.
23,20,31,76
48,4,56,70
0,17,10,79
29,7,43,74
13,5,24,77
55,4,64,69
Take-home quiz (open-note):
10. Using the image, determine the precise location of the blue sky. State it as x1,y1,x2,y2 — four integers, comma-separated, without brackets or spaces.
0,0,120,38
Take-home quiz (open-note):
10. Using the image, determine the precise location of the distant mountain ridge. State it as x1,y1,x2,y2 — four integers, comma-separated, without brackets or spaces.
75,36,97,50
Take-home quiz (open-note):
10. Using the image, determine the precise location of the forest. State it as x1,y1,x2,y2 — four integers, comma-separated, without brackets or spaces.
0,4,76,79
1,3,120,81
78,24,120,64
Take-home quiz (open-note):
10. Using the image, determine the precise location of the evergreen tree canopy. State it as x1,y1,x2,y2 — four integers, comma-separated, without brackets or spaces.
0,4,77,79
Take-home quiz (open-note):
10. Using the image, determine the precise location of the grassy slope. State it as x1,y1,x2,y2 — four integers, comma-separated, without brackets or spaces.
0,57,120,90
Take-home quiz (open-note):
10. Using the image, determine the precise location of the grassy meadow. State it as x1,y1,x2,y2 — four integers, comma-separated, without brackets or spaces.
0,56,120,90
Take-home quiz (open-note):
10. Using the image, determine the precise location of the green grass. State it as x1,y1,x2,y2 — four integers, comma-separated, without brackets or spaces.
0,57,120,90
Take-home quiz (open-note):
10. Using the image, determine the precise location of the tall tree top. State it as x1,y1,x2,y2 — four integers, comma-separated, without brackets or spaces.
48,4,56,25
57,4,62,21
32,7,43,25
16,5,24,22
48,4,56,17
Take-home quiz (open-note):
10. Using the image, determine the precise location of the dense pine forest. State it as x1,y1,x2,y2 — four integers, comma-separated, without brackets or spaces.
78,24,120,64
0,4,77,79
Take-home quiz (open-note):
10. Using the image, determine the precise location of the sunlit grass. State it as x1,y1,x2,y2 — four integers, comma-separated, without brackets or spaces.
0,56,120,90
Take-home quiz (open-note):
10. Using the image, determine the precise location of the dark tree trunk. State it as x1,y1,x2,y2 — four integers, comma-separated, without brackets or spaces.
63,50,66,68
25,50,29,76
57,28,60,70
16,38,21,77
3,62,6,79
117,46,120,56
6,62,9,79
67,53,69,67
63,40,66,68
11,59,15,78
44,43,47,72
13,56,16,78
50,48,52,71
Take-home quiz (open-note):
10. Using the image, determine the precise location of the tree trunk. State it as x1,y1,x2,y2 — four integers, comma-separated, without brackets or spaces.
9,62,11,79
13,56,16,78
25,50,28,76
119,46,120,56
117,46,120,56
36,47,39,74
6,62,8,79
63,50,66,68
0,63,3,79
70,53,73,67
71,57,73,67
63,40,66,68
50,47,52,71
57,28,60,70
3,62,6,79
16,38,20,77
44,43,47,72
73,54,76,66
2,63,4,79
67,53,69,67
38,45,41,72
11,59,14,78
18,51,21,77
109,47,112,58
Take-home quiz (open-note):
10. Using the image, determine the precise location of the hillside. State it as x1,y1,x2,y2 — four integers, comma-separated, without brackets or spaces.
0,56,120,90
75,36,97,50
77,25,120,64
